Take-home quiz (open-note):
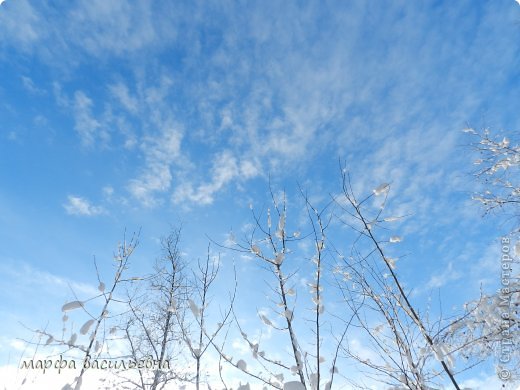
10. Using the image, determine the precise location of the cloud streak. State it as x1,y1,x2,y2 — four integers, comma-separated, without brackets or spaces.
63,195,105,216
5,1,518,209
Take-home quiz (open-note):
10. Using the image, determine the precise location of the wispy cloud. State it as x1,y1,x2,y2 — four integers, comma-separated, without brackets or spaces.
172,150,260,205
20,76,46,95
425,262,461,290
7,1,518,209
72,91,107,148
64,1,177,58
63,195,105,216
0,260,102,318
109,82,138,114
0,0,44,51
0,1,178,60
128,125,183,207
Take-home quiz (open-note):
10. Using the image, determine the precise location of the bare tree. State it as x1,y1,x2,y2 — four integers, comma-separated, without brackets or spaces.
24,146,519,390
122,227,235,390
121,227,191,389
332,171,462,389
458,126,520,383
464,127,520,229
28,232,139,390
176,245,236,390
214,186,349,390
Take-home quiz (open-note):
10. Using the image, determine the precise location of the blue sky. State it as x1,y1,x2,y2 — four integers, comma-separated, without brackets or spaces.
1,0,519,388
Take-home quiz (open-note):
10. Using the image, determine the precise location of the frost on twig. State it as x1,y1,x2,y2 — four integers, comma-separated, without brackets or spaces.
29,232,140,390
465,127,520,231
334,169,462,389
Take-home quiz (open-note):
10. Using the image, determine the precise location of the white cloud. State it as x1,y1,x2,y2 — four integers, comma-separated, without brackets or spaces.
63,195,105,216
0,259,100,302
65,1,177,57
109,82,138,114
52,82,68,107
468,241,501,288
5,0,517,214
0,2,178,60
172,151,260,205
73,90,106,147
9,339,26,352
128,126,183,207
128,163,173,207
102,186,114,198
240,160,259,179
0,1,43,50
461,373,520,390
425,262,461,290
20,76,46,95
